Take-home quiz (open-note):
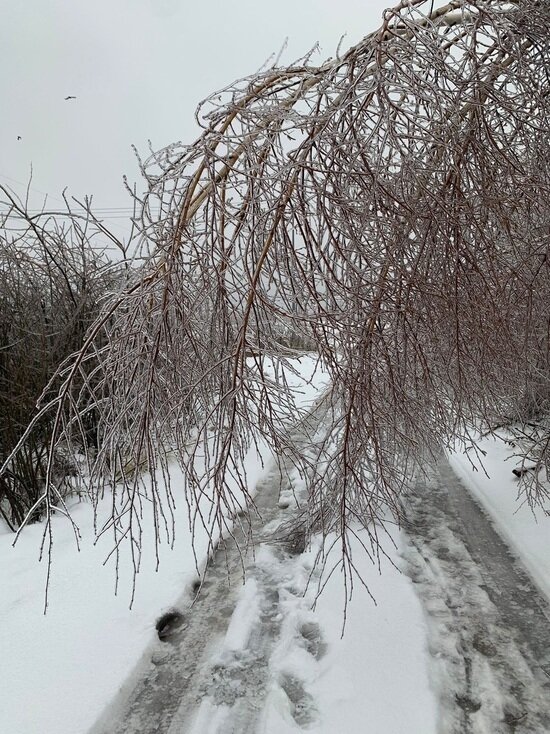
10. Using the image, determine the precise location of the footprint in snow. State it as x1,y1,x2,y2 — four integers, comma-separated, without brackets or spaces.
279,672,318,727
299,621,327,660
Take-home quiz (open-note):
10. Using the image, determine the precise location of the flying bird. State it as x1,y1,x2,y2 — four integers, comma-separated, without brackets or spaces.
17,136,21,140
64,95,76,100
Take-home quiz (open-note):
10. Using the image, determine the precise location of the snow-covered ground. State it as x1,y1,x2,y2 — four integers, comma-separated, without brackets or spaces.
0,356,316,733
450,436,550,602
0,408,271,734
0,354,440,734
253,529,439,734
7,360,549,734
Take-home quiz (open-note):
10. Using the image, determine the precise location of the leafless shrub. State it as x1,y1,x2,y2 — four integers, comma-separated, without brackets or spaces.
2,0,550,598
0,186,117,530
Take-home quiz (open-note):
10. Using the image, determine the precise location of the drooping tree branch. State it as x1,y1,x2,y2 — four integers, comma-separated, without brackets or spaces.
2,0,549,594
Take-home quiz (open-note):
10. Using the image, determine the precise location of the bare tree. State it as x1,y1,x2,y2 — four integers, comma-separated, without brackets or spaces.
2,0,549,596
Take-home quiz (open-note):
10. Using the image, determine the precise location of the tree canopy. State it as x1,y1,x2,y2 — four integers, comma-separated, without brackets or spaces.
2,0,549,594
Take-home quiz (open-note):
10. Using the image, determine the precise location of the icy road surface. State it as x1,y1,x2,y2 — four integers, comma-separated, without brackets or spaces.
89,444,550,733
403,459,550,734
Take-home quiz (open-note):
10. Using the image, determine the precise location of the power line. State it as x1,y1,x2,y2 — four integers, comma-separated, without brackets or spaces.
0,172,162,216
0,171,67,207
0,210,161,221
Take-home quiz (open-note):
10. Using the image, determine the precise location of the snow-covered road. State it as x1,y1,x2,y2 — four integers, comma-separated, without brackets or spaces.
403,458,550,733
88,401,439,734
87,449,550,734
84,423,550,734
6,356,435,734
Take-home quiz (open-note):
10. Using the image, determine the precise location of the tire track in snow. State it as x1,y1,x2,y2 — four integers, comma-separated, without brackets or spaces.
402,458,550,734
89,403,327,734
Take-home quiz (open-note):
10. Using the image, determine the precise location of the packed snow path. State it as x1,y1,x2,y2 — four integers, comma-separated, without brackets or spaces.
90,406,327,734
402,459,550,734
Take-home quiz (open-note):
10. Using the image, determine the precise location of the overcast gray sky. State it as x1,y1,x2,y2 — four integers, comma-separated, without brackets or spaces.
1,0,389,230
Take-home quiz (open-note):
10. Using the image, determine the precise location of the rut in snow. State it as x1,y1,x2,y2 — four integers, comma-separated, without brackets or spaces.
402,458,550,734
88,403,327,734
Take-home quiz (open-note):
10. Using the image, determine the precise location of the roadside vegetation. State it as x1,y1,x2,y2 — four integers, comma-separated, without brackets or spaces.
0,0,548,594
0,190,124,530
